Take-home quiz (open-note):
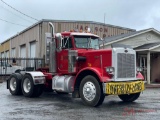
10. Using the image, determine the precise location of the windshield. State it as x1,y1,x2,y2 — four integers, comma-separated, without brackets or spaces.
74,36,100,49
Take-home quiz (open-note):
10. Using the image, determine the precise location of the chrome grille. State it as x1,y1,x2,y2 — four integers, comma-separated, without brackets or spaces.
117,53,135,78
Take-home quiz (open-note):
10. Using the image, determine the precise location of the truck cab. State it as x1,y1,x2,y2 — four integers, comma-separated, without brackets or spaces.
55,32,101,74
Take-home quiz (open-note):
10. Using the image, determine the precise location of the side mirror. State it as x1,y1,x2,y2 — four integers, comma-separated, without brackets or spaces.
56,33,62,51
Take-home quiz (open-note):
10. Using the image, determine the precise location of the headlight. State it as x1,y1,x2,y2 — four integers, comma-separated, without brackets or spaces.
106,67,114,74
136,67,142,72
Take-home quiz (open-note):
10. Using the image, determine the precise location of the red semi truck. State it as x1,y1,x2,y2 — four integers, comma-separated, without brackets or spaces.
7,22,145,107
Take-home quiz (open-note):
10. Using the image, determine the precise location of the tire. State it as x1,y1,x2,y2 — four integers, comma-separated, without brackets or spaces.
79,75,105,107
34,85,44,97
118,92,141,102
44,88,53,92
8,74,22,95
21,74,44,97
15,69,21,73
56,91,68,94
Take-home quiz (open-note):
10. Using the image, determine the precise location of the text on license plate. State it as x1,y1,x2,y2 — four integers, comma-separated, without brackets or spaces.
106,81,145,95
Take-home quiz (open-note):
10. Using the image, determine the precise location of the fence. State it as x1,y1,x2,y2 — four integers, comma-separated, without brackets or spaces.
0,57,45,77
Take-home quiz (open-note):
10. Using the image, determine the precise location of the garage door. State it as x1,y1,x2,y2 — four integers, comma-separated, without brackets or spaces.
30,41,36,58
30,42,36,67
1,52,4,58
5,50,9,58
20,45,26,58
11,48,16,57
20,45,26,67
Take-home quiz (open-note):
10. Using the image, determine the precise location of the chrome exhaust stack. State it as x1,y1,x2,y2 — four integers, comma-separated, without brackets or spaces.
48,22,56,73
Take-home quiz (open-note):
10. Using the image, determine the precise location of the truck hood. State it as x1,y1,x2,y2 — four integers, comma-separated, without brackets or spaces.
77,49,112,70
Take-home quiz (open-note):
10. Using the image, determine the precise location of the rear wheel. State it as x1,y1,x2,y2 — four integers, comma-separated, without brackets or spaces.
118,92,141,102
9,74,22,95
80,75,105,107
15,69,21,73
21,74,44,97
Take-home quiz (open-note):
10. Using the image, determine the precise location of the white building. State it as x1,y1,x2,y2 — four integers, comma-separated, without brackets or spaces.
102,28,160,84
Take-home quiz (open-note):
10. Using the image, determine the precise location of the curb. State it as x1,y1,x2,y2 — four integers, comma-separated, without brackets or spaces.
145,84,160,88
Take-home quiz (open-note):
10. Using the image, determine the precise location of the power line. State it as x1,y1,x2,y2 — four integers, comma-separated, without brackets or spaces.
0,5,34,24
0,0,39,21
0,18,27,27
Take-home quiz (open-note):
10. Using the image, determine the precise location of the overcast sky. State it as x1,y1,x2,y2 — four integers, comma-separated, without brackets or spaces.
1,0,160,43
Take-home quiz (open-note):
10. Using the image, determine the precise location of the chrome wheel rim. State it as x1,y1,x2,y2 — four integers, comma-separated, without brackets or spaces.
83,81,96,101
10,77,17,91
23,78,31,93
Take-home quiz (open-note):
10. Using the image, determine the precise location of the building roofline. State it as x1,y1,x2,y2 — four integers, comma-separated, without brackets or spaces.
41,19,136,31
134,42,160,52
135,49,149,52
104,28,160,46
0,19,136,44
0,20,43,44
150,44,160,50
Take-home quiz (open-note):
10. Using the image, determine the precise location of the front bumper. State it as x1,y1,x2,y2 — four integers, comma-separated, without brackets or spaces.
103,80,145,95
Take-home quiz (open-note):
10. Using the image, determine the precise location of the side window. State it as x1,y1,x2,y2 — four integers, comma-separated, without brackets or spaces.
62,37,73,49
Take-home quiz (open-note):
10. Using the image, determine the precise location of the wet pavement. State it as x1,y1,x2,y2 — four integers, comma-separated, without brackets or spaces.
0,82,160,120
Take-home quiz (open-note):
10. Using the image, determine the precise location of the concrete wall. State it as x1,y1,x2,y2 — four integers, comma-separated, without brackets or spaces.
48,21,133,39
0,40,10,57
10,24,40,58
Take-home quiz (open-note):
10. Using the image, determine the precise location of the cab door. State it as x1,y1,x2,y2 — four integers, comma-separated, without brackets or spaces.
57,37,73,74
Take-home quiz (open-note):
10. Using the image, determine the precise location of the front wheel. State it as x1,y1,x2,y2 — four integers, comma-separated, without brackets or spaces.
118,92,141,102
79,75,105,107
21,74,44,97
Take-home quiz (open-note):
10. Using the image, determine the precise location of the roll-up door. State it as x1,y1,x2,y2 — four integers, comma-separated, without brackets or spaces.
20,45,26,67
5,50,9,58
11,48,15,57
20,45,26,58
1,52,4,58
30,41,36,67
30,42,36,58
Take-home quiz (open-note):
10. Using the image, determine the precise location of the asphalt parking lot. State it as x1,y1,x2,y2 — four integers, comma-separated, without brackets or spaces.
0,81,160,120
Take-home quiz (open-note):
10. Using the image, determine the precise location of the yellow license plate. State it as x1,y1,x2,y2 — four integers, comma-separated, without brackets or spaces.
106,81,145,95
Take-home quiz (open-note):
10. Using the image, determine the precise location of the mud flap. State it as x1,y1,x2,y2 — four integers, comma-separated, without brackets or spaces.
72,89,80,98
7,79,9,89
